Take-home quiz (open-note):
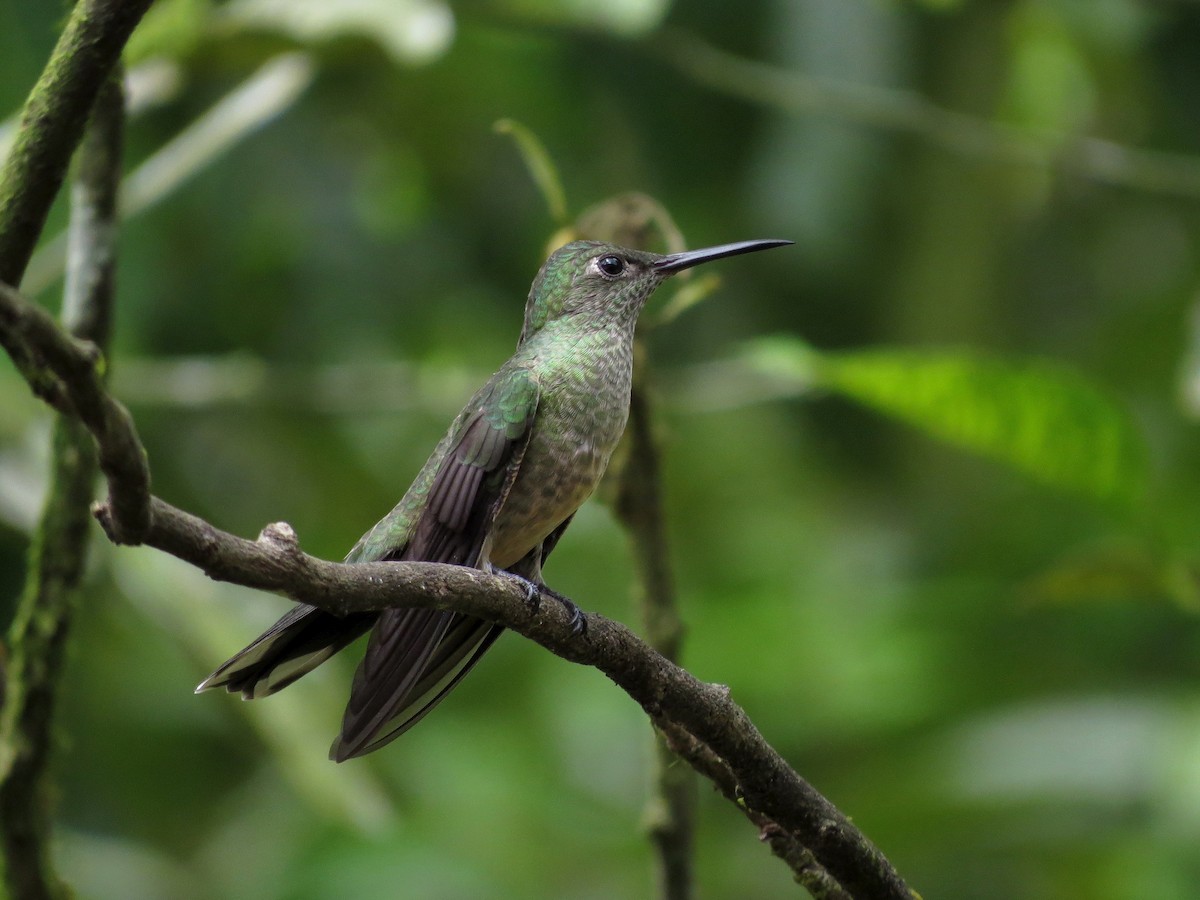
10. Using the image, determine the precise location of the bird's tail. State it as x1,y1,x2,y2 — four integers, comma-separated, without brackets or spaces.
196,604,374,700
330,610,503,761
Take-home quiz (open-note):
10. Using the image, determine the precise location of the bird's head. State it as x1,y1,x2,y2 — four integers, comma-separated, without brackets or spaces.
519,238,791,344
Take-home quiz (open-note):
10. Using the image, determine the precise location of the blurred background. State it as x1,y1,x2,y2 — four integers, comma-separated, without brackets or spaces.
4,0,1200,897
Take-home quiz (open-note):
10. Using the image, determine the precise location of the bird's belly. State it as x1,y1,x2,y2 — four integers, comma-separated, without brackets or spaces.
487,429,617,569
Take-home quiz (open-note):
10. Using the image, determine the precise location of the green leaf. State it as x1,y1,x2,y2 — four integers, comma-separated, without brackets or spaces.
745,337,1147,503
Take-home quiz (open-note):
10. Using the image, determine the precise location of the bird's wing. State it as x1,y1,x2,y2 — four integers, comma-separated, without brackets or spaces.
332,368,540,760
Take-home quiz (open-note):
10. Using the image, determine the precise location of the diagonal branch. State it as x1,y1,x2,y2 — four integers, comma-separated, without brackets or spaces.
655,719,851,900
100,497,909,900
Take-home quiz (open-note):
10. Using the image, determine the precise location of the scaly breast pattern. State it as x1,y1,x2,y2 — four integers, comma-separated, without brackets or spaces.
487,331,633,568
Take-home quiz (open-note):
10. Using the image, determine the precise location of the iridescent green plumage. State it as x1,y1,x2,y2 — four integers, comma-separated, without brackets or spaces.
198,237,790,760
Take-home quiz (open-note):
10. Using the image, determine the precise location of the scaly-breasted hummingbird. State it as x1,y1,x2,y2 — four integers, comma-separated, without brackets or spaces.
198,237,790,761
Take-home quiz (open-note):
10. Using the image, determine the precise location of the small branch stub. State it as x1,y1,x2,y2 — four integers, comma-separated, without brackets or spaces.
258,521,299,551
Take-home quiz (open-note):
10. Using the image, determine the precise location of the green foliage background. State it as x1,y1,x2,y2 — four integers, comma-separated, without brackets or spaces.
4,0,1200,897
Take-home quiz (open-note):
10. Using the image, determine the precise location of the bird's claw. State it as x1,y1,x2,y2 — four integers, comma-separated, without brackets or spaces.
539,585,588,635
501,573,587,635
521,578,541,612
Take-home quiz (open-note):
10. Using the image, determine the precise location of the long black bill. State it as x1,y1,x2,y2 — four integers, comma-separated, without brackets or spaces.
653,239,793,274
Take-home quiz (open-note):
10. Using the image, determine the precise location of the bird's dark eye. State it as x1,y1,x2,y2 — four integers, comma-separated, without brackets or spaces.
597,255,625,277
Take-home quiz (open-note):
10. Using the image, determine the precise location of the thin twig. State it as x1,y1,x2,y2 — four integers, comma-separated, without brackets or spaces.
656,29,1200,200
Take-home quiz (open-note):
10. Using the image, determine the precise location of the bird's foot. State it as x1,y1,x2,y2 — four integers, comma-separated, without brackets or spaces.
539,585,588,635
497,571,588,635
513,572,543,611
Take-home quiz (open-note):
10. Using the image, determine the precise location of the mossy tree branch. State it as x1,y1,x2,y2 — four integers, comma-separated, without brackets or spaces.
0,74,125,900
0,4,152,896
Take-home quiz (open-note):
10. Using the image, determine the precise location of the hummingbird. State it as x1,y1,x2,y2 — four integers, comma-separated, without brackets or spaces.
197,237,791,761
